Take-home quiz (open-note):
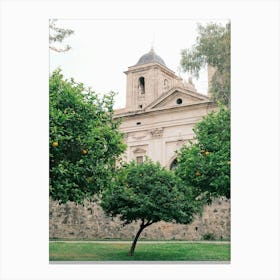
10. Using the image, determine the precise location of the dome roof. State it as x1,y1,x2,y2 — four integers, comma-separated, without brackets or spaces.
135,48,166,67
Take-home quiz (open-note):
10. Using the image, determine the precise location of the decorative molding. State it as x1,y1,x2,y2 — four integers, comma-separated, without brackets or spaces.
150,127,164,138
133,148,146,154
176,139,185,147
124,133,129,141
131,131,148,140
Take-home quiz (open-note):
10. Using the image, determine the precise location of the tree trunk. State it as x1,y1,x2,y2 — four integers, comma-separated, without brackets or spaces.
129,220,155,256
129,223,146,256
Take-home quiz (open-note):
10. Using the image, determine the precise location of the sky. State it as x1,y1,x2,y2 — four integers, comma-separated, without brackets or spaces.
49,19,228,109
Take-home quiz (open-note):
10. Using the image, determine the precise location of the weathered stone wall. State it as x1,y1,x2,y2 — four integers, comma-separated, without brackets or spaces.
49,198,230,240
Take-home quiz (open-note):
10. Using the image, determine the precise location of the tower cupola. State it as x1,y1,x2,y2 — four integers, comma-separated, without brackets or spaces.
135,48,166,67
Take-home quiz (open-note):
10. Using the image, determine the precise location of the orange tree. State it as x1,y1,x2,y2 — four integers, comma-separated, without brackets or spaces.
175,106,230,203
101,159,203,256
49,69,126,203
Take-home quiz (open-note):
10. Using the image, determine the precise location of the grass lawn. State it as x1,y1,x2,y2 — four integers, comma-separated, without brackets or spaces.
49,242,230,261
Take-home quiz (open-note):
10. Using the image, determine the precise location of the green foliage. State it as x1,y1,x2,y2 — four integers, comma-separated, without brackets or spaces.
49,19,74,52
180,22,230,106
176,106,230,203
101,159,202,226
49,69,126,204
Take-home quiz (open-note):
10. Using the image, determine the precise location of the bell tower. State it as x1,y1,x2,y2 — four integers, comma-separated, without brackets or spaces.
124,48,178,112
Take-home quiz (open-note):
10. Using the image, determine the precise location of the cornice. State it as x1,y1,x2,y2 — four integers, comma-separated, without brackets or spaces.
124,62,176,77
114,101,216,119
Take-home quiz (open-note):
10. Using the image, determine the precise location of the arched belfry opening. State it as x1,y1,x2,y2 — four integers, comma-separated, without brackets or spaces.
138,77,145,94
124,48,175,111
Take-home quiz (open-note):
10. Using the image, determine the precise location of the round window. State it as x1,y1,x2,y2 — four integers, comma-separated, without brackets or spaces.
176,98,183,105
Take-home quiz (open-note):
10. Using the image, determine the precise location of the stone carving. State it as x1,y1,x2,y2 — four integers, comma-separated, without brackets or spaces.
124,133,129,141
133,147,146,154
150,128,164,138
131,132,148,140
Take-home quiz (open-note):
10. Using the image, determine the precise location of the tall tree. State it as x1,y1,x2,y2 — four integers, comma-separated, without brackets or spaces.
180,22,230,106
49,19,74,52
49,69,126,204
176,106,230,203
101,159,203,256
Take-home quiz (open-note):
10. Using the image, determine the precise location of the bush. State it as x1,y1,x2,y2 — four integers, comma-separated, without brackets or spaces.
202,232,216,241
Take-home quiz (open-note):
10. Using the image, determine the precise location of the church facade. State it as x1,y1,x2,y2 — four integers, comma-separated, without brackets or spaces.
114,48,218,168
49,49,230,241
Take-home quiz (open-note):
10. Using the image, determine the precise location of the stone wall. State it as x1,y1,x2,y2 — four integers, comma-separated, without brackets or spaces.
49,198,230,240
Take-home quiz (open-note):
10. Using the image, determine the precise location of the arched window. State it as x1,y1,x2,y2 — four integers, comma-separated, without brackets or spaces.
138,77,145,94
170,158,178,170
164,79,169,92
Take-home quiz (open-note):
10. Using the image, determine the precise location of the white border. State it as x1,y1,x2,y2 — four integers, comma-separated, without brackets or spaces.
1,1,279,279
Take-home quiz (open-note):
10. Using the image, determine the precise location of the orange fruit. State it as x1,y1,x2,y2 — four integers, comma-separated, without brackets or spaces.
87,177,93,183
82,149,87,155
195,171,201,176
52,142,58,147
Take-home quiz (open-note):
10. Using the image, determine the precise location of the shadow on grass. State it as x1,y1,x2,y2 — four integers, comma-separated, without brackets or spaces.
49,242,230,261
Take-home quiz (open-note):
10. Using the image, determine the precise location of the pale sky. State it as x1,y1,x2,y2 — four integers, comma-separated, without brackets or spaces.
50,19,228,108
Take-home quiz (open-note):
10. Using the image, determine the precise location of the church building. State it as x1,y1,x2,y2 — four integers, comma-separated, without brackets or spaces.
114,48,218,168
49,48,230,240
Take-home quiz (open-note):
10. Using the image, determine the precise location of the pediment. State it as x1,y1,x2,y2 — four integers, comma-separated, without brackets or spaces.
133,148,146,154
146,87,209,110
